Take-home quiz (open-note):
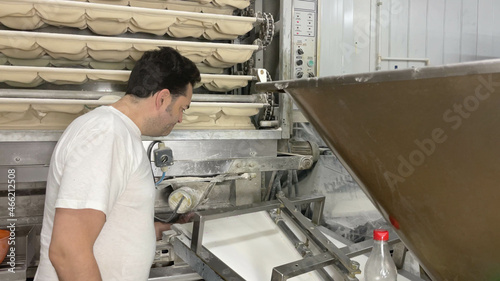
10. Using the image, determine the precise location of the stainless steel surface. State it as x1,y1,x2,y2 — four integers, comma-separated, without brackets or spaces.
182,195,361,281
0,226,36,281
155,155,313,177
0,30,260,51
0,142,55,166
0,166,49,184
171,236,243,281
147,140,276,161
0,90,266,103
277,195,359,278
257,59,500,281
0,129,283,142
279,93,293,138
144,129,284,141
0,89,124,99
269,212,333,281
271,253,351,281
279,0,293,80
148,264,202,281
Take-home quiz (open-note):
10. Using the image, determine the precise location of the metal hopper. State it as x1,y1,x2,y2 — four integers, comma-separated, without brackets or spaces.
257,60,500,281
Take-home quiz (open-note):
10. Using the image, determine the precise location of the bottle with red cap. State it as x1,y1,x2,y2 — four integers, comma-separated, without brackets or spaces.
364,229,397,281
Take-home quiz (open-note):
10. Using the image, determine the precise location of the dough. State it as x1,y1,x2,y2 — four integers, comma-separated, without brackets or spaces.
0,35,43,59
34,3,87,28
87,72,129,82
203,78,248,92
0,1,34,17
87,39,132,61
196,64,223,74
51,58,88,67
39,72,88,85
184,106,221,115
191,0,213,4
87,20,129,35
8,57,50,67
221,107,259,117
38,38,88,60
90,61,128,70
0,16,45,30
0,69,40,84
32,104,85,114
88,49,130,62
0,109,40,128
214,21,253,37
129,13,176,35
213,0,250,9
203,30,238,40
39,111,81,129
87,8,132,35
87,0,130,6
215,113,254,128
176,46,215,64
99,95,122,102
0,104,30,113
168,25,204,38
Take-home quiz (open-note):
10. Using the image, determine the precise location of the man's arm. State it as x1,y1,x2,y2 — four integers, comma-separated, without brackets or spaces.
49,208,105,281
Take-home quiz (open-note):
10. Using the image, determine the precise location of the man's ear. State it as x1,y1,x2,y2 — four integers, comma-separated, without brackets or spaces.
154,89,171,110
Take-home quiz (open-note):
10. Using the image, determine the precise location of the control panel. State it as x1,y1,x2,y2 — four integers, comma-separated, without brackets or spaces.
292,0,317,79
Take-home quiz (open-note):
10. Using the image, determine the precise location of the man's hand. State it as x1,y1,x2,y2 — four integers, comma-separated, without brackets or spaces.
154,213,194,240
49,208,105,281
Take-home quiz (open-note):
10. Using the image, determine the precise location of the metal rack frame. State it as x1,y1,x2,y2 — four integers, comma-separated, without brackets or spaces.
169,194,362,281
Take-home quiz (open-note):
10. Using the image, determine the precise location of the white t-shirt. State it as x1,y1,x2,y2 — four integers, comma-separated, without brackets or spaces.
35,106,156,281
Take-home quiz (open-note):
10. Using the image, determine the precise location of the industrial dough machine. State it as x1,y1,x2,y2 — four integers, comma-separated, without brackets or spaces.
0,0,326,279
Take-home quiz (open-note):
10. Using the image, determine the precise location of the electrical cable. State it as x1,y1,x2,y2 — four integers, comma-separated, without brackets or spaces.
154,196,185,224
147,140,162,180
155,172,166,186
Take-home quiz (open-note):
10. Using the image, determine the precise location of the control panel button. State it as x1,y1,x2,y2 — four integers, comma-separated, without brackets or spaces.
307,60,314,67
296,72,304,78
308,72,315,78
296,60,303,66
297,48,304,55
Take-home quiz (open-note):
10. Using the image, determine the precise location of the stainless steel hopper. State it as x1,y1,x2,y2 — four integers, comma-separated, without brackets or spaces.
257,60,500,281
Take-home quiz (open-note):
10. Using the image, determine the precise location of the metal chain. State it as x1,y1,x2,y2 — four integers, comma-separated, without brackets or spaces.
259,12,275,48
263,70,275,121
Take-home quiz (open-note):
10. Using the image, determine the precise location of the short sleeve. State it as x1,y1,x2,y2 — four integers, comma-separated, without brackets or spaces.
55,120,130,216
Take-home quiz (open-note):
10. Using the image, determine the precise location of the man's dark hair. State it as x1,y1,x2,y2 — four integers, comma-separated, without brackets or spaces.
126,47,201,98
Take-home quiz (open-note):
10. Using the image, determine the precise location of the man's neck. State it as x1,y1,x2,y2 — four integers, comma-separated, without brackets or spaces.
111,95,149,134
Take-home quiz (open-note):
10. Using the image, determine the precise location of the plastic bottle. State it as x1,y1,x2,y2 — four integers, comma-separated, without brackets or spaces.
364,229,397,281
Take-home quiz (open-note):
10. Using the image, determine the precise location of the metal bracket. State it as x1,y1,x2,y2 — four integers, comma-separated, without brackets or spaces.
272,194,361,281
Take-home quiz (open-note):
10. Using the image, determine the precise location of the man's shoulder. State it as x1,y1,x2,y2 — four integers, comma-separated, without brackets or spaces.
72,107,127,131
60,107,128,143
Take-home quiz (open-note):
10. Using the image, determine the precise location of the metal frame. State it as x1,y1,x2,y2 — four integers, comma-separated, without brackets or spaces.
154,155,313,177
171,195,361,281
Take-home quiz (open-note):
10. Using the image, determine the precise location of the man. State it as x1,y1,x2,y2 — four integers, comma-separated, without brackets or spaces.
34,47,201,281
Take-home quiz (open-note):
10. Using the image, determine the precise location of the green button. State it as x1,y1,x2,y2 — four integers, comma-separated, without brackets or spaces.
307,60,314,67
